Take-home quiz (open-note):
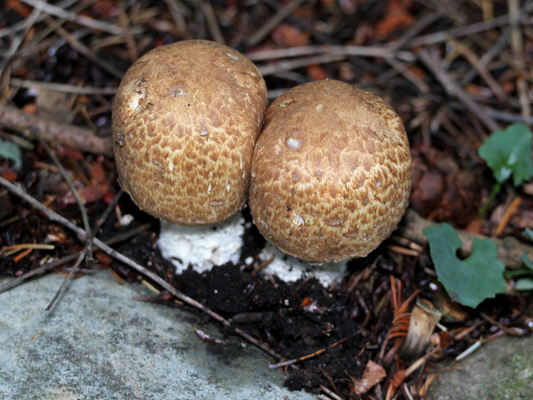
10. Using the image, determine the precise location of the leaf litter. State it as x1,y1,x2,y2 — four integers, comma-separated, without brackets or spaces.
1,0,533,399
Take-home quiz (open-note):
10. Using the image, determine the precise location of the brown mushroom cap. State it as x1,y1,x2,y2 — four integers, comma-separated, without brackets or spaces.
112,40,268,225
249,80,411,263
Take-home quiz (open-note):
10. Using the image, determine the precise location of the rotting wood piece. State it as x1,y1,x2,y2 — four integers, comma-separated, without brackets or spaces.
0,103,113,157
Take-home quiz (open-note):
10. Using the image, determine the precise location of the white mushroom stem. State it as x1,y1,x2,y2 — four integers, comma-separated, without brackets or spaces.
158,212,245,274
259,243,348,287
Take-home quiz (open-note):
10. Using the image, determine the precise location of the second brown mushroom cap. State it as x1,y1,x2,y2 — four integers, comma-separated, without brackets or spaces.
249,80,412,264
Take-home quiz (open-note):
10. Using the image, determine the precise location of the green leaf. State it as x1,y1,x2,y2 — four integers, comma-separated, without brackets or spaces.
478,122,533,186
522,251,533,271
514,278,533,291
423,223,506,308
523,228,533,241
0,138,22,169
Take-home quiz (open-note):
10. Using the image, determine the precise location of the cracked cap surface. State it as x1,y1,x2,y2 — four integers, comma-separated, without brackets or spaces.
249,80,411,263
112,40,268,225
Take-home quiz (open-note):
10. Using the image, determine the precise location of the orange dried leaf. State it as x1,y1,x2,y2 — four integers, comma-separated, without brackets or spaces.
307,65,329,81
80,182,110,204
22,103,36,114
7,0,32,17
351,360,387,395
89,161,107,184
376,0,414,40
391,368,406,388
2,171,18,182
271,24,310,48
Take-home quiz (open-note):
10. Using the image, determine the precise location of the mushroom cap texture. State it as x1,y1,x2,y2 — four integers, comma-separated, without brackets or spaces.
112,40,268,225
249,80,412,263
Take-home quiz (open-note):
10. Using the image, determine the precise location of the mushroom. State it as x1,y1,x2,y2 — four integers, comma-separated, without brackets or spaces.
249,80,411,283
112,40,268,273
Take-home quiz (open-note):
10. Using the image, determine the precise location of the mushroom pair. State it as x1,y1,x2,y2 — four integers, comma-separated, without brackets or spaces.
112,40,412,283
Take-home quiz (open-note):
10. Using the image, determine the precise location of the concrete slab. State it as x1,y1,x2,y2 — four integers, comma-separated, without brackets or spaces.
428,336,533,400
0,270,315,400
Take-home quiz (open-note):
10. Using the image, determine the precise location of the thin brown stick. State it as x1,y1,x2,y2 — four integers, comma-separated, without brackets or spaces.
9,79,118,95
508,0,532,118
0,103,113,157
0,222,154,295
460,28,510,86
450,39,513,105
0,0,77,39
200,0,224,45
246,0,306,47
0,8,42,79
49,21,124,79
162,0,189,38
449,102,533,124
320,385,344,400
384,58,430,93
418,48,500,132
319,366,340,397
389,12,442,51
269,338,347,368
45,249,87,311
20,0,132,36
409,3,533,47
41,141,93,260
117,2,139,62
479,311,526,336
40,141,93,310
27,0,100,49
0,253,80,294
0,176,283,361
246,45,415,62
258,54,345,76
92,189,124,238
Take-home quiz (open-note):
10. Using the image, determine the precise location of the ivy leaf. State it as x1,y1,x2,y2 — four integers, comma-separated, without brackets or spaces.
0,138,22,169
515,278,533,291
478,122,533,186
523,228,533,241
423,223,506,308
522,252,533,271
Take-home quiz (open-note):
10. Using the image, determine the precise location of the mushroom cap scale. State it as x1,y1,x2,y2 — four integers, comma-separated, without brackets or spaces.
112,40,268,225
249,80,411,263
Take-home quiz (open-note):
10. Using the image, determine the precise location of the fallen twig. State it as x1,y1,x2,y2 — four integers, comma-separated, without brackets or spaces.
269,337,347,368
257,53,345,76
0,8,42,79
19,0,136,36
508,0,532,118
0,103,113,157
0,0,77,39
48,22,124,79
246,0,306,47
409,3,533,47
246,44,415,62
0,175,283,362
0,221,154,295
40,141,93,311
418,48,500,132
9,79,118,95
0,253,80,294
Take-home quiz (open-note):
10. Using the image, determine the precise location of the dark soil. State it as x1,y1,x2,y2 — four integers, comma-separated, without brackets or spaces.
107,207,409,398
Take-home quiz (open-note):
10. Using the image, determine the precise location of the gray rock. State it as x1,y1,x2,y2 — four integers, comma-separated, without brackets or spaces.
428,336,533,400
0,270,314,400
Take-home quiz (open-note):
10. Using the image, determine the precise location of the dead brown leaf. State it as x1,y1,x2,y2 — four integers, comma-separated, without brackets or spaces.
351,360,387,395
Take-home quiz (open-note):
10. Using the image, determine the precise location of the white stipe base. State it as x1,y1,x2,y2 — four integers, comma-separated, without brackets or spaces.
259,243,348,287
158,212,245,274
